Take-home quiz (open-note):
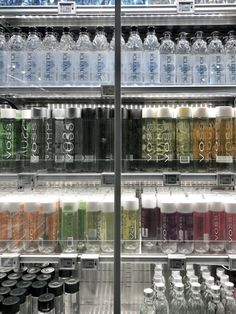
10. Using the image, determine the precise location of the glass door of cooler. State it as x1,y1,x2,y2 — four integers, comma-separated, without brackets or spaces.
0,0,116,312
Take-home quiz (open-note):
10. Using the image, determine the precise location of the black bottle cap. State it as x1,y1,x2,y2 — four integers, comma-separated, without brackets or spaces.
96,26,104,32
41,268,55,280
37,274,52,284
31,107,43,119
38,293,55,312
64,278,80,294
0,268,13,276
59,269,72,279
82,108,96,119
8,273,22,281
2,296,20,314
0,287,10,297
80,27,87,33
13,27,21,34
131,26,138,32
29,27,37,33
65,107,79,119
16,281,32,295
31,281,47,298
48,280,64,297
46,27,53,33
1,280,17,289
27,267,41,276
0,295,3,311
0,273,7,283
128,108,142,119
14,266,28,275
63,27,70,33
22,274,37,282
10,288,26,304
147,26,155,32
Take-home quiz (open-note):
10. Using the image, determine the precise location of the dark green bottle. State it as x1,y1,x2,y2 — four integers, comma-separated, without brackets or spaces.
20,109,32,172
45,107,54,172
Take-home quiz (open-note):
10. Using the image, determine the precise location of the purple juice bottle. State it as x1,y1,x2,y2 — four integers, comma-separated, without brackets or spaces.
176,197,194,254
141,193,160,252
160,198,177,254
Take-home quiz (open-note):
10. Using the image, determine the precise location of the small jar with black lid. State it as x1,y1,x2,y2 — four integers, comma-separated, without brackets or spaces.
31,281,47,314
37,274,52,284
0,274,7,285
27,267,41,276
10,288,27,314
38,293,55,314
1,280,17,289
16,281,32,314
64,278,80,314
0,287,11,298
0,295,3,313
2,296,20,314
41,268,55,280
48,280,63,314
8,273,22,282
22,274,37,282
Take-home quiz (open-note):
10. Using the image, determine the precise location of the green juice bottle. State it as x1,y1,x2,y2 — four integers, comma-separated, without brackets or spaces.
20,109,32,172
86,200,101,253
101,199,114,253
78,198,86,253
60,197,78,253
0,108,17,172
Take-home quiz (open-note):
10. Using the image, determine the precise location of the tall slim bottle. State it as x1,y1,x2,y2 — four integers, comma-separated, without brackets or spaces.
192,31,208,85
0,197,9,252
193,200,209,253
74,107,83,172
20,109,32,172
0,27,8,86
176,32,192,85
86,199,101,253
225,31,236,85
109,30,125,84
45,107,53,172
52,107,65,171
225,200,236,253
101,199,114,253
160,31,175,85
64,107,76,172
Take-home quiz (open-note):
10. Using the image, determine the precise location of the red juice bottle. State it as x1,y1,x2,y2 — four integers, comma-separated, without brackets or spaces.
225,199,236,253
193,200,209,253
209,198,225,253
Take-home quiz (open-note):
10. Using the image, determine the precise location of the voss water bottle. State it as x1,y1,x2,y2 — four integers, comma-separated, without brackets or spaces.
160,31,175,85
176,32,192,85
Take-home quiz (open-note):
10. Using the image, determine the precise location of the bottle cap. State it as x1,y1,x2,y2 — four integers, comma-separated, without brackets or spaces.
215,106,233,118
31,107,43,119
52,108,65,119
206,276,214,286
216,267,225,278
16,281,32,295
0,273,7,283
221,274,229,283
193,107,209,118
176,199,193,213
211,285,220,293
31,281,47,297
81,108,95,119
142,108,156,118
64,278,80,294
48,280,64,297
0,287,10,297
38,293,55,312
122,198,139,211
65,107,81,119
63,27,70,33
174,282,184,291
41,268,55,279
191,282,201,291
131,26,138,32
0,108,16,119
61,197,78,212
210,201,224,212
102,201,114,213
154,282,165,292
80,27,88,33
141,195,156,209
143,288,153,298
86,200,101,212
176,106,192,118
159,199,176,213
37,274,51,284
10,288,26,304
8,273,22,281
0,268,12,275
157,107,173,118
2,280,17,289
21,109,31,119
27,267,41,276
225,282,234,291
147,26,155,32
128,108,142,119
22,274,37,282
153,274,164,283
171,270,180,276
225,201,236,213
2,296,20,314
189,276,198,283
174,276,182,283
96,26,104,32
193,201,208,213
46,27,53,33
59,269,72,279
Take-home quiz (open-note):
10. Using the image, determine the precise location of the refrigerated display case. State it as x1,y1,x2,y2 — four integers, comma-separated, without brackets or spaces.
0,0,236,313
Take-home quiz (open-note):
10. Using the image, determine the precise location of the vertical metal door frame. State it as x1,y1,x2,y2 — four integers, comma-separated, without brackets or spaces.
114,0,121,313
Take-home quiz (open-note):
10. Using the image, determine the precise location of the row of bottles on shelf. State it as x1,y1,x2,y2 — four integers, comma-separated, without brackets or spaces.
1,26,236,86
0,188,236,254
141,264,236,314
0,103,235,173
0,265,80,314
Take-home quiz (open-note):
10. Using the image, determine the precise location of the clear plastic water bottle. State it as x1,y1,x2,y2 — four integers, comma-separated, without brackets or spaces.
109,29,125,84
76,27,92,85
220,274,229,305
160,31,175,85
202,276,215,306
8,28,25,86
42,27,58,85
225,31,236,85
125,26,143,85
170,283,187,314
188,282,205,314
25,27,42,86
169,275,182,303
140,288,156,314
0,27,8,86
224,282,236,314
143,26,160,85
208,31,225,85
176,32,192,85
92,26,109,84
192,31,208,85
154,282,169,314
207,285,225,314
58,27,75,86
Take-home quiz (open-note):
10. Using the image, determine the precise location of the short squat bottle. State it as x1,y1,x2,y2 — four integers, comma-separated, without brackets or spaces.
48,280,64,314
31,281,47,314
16,281,32,314
10,288,27,314
140,288,156,314
38,293,55,314
207,285,225,314
64,278,80,314
2,296,20,314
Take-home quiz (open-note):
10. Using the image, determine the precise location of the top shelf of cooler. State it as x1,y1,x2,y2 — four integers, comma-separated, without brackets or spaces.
0,4,236,27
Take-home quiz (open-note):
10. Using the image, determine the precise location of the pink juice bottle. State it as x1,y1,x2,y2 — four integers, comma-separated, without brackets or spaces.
209,197,225,253
193,199,209,253
225,199,236,253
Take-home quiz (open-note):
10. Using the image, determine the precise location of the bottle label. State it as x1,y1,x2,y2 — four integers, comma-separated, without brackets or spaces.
193,212,209,241
161,212,177,241
127,51,142,83
142,119,157,161
61,51,73,82
216,118,233,163
160,54,175,84
54,120,64,164
122,210,138,241
44,51,56,82
21,120,32,160
226,213,236,242
176,54,192,84
31,121,40,163
156,120,174,163
193,55,208,84
10,52,24,82
63,120,74,163
193,120,210,163
177,213,193,241
78,52,90,82
1,121,15,160
0,51,7,84
144,51,159,83
94,51,108,82
45,120,53,162
209,54,225,84
209,211,225,241
226,54,236,83
25,52,40,83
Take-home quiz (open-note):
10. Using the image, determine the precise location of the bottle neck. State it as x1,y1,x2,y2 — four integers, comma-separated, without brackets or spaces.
144,296,154,306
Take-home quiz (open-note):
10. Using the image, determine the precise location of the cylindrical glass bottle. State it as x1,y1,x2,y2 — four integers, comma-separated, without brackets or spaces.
193,200,209,253
101,199,114,253
64,278,80,314
78,198,86,253
2,296,20,314
215,106,233,171
10,288,27,314
20,109,32,172
41,268,55,280
225,200,236,253
74,107,83,172
45,107,54,172
16,280,32,314
86,199,101,253
64,107,76,171
37,274,52,284
52,107,65,171
31,281,47,314
122,108,129,172
23,198,39,253
38,293,55,314
48,280,64,314
122,197,140,253
0,197,9,252
176,106,192,171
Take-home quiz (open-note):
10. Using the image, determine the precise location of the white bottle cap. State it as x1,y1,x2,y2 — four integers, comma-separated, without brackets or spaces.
208,107,216,118
141,194,156,209
210,200,224,212
206,276,215,286
176,106,192,118
225,200,236,213
7,195,24,212
176,198,193,213
160,199,176,213
40,197,57,213
221,274,229,283
1,108,16,119
216,267,225,278
86,200,101,212
142,108,156,118
190,276,198,283
191,282,201,291
21,109,32,120
52,108,65,119
123,198,139,211
193,201,208,213
174,282,184,291
211,285,220,293
157,107,173,119
225,282,234,291
61,196,78,211
24,199,38,212
102,201,114,213
215,106,233,118
193,107,209,118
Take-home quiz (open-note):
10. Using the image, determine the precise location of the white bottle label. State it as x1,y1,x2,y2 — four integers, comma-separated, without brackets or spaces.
226,54,236,84
60,51,74,83
176,54,192,84
193,55,208,84
43,51,57,83
92,51,108,83
209,54,225,84
77,52,90,82
25,51,41,83
160,54,175,84
144,51,159,84
9,51,24,84
126,51,142,83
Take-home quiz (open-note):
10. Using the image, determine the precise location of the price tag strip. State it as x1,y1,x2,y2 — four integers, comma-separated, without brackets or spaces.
58,1,76,15
177,0,195,13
